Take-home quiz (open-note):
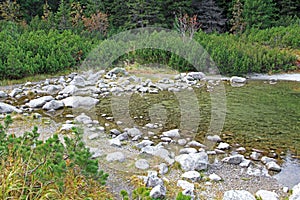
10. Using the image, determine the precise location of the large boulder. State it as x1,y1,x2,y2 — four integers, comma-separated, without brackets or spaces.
0,102,22,114
175,152,208,171
223,190,256,200
62,96,99,108
27,96,54,108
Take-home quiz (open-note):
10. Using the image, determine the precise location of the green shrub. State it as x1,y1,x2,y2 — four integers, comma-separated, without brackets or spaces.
0,115,110,199
0,22,94,80
245,24,300,49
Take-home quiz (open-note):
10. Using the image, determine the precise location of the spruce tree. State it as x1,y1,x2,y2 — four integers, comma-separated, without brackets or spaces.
243,0,278,30
192,0,227,33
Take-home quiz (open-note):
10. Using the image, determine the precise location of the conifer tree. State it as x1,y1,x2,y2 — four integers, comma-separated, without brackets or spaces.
230,0,245,34
243,0,278,30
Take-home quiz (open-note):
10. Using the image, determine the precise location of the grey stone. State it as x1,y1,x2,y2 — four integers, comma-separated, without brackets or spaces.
127,127,143,137
266,161,281,172
136,140,154,149
9,88,22,97
162,129,180,138
181,171,201,182
179,148,198,154
60,124,76,132
59,85,78,95
89,148,102,158
116,133,129,141
0,102,22,114
70,75,86,87
135,159,150,170
256,190,279,200
42,100,64,110
27,96,54,108
222,154,244,165
223,190,255,200
161,137,172,142
43,85,62,94
150,185,166,199
109,138,121,147
175,152,208,171
187,72,205,80
106,152,125,162
62,96,99,108
236,147,246,153
110,129,121,136
0,91,8,98
158,163,168,175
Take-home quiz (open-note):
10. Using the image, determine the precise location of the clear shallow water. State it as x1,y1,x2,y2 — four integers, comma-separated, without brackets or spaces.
96,80,300,157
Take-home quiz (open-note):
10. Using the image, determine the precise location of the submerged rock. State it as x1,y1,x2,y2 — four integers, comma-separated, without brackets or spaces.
42,100,64,110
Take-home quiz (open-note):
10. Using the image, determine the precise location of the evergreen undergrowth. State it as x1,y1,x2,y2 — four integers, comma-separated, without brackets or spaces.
0,115,111,199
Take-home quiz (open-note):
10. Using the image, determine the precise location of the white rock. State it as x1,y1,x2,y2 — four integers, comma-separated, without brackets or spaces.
261,156,276,164
177,180,194,191
250,151,262,161
217,142,230,150
207,135,222,142
230,76,247,83
181,171,201,182
59,85,78,95
175,152,208,171
136,140,154,149
0,91,8,98
209,173,222,181
223,190,255,200
187,141,206,148
239,159,251,168
255,190,279,200
162,129,180,138
266,161,281,172
109,138,121,147
88,133,99,140
0,102,22,113
290,182,300,200
42,100,64,110
74,113,92,124
27,96,54,108
62,96,99,108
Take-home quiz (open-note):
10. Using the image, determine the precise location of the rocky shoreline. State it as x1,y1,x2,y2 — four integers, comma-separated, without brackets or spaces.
0,68,300,199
